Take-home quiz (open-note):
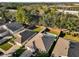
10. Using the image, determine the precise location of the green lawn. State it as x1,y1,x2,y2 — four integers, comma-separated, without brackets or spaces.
0,42,13,51
33,26,43,32
49,31,59,35
64,34,79,42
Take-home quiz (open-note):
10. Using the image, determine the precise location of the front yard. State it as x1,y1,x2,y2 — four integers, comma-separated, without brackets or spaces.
64,34,79,42
0,42,13,51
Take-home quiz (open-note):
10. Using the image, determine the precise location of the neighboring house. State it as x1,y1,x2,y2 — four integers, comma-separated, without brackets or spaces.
42,32,57,51
0,22,24,44
5,22,24,33
15,29,37,45
52,37,79,57
24,32,57,52
0,26,12,44
52,37,70,57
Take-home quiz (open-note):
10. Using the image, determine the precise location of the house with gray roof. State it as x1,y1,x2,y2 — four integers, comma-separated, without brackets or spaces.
42,32,57,51
14,29,37,45
24,31,58,53
0,26,12,44
0,22,25,44
5,22,24,33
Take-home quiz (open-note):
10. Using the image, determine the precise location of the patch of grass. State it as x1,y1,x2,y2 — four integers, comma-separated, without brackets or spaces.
48,28,61,35
64,34,79,42
0,42,13,51
33,26,43,32
49,31,59,35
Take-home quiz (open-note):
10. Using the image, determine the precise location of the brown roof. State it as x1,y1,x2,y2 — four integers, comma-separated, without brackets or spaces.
52,37,70,57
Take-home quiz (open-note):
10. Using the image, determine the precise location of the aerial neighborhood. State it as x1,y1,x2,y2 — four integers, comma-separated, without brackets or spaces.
0,3,79,57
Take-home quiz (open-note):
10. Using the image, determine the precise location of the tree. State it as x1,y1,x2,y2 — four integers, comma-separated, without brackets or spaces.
39,6,57,27
15,6,27,24
0,7,10,23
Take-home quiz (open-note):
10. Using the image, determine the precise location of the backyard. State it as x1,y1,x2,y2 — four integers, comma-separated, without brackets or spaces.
48,27,79,42
0,42,13,51
49,31,60,36
48,28,79,42
47,27,61,36
33,26,43,32
64,34,79,42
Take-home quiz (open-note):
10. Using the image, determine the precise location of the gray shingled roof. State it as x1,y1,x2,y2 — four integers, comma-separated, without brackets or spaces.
20,30,37,43
0,26,12,44
0,26,12,37
6,22,24,32
42,33,57,51
0,31,12,44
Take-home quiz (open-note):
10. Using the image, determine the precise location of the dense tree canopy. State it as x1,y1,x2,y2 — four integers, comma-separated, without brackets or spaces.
15,4,79,32
15,6,27,24
0,4,79,32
